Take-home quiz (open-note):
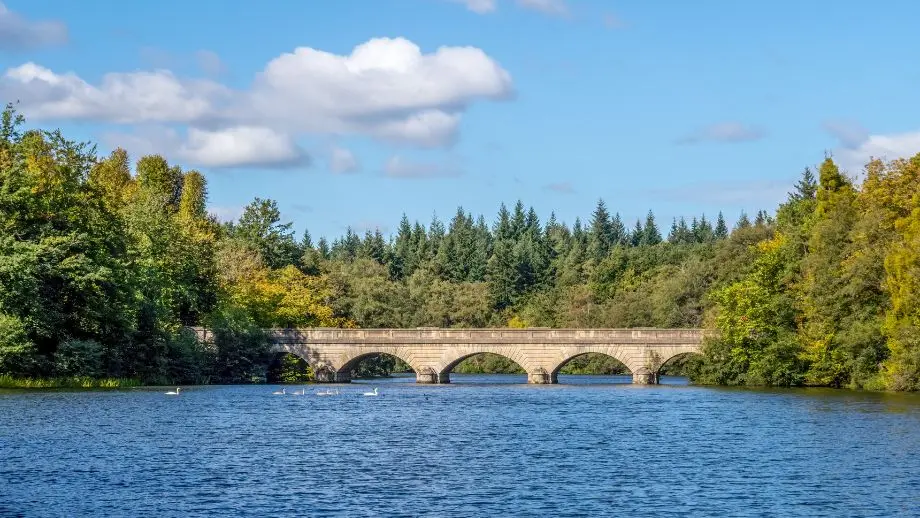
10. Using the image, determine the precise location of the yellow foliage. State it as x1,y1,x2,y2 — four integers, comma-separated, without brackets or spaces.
507,315,529,328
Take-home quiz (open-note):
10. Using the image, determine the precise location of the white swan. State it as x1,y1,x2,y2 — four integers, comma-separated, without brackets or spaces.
290,388,305,396
363,387,379,397
317,388,340,396
165,387,181,395
272,388,286,395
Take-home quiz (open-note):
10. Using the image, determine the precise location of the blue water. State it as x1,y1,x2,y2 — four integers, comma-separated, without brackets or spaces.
2,374,920,517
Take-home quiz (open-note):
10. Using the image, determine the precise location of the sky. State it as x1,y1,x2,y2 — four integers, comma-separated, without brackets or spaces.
2,0,919,240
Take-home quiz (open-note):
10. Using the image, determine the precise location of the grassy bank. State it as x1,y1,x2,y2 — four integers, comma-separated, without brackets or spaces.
0,375,142,389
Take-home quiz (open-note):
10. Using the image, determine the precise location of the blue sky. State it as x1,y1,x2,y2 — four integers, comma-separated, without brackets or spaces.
2,0,919,240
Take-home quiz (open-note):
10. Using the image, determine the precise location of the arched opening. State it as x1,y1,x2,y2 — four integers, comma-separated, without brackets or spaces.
444,352,527,383
552,353,633,384
657,352,703,385
340,353,415,383
266,352,313,384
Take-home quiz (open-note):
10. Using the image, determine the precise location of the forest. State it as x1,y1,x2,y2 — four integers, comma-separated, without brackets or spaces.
1,105,919,390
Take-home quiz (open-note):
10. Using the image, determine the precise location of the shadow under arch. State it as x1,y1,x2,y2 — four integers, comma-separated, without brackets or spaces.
657,351,704,380
337,352,417,382
440,351,529,384
266,351,312,384
552,352,633,384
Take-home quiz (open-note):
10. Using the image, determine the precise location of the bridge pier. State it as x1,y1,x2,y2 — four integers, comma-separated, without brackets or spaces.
415,368,440,384
314,369,351,383
528,369,556,384
632,371,660,385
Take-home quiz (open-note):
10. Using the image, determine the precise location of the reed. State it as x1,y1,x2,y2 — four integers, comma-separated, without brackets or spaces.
0,375,142,389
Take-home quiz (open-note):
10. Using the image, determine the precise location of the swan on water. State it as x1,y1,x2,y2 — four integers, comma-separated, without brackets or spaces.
272,388,286,395
290,388,305,396
363,387,379,397
165,387,181,395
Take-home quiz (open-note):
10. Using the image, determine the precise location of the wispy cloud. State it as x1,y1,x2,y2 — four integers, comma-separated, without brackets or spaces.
208,205,244,222
450,0,496,13
676,122,766,145
383,155,462,179
195,50,227,77
0,2,68,50
545,181,575,194
515,0,569,16
329,146,360,174
602,12,627,29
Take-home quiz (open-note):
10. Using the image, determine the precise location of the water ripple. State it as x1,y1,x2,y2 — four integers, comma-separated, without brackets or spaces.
2,375,920,517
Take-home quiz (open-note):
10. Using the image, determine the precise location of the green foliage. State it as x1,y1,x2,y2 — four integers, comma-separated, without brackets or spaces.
4,106,920,391
54,339,104,378
0,313,39,376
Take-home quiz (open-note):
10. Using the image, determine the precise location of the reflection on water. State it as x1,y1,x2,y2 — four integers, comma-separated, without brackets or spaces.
2,375,919,517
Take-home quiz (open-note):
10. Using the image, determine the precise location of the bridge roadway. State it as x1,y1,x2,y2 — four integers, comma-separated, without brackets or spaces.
262,328,707,385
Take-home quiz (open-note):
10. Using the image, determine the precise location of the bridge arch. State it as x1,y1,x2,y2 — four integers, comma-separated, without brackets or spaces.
550,351,632,382
549,347,639,384
438,347,536,384
656,349,703,378
331,347,428,383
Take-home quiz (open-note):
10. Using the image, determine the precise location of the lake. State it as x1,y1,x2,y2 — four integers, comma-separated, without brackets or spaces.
2,374,919,517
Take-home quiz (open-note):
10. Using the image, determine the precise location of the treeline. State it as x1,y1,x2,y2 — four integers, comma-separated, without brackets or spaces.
1,107,919,389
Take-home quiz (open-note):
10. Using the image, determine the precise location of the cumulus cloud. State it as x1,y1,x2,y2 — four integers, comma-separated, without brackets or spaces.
5,63,230,123
2,37,513,169
103,125,307,169
0,2,68,50
676,122,765,145
329,146,360,173
180,126,306,168
383,155,462,179
830,129,920,173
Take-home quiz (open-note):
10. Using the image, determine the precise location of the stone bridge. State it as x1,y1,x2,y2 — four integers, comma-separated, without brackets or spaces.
260,328,708,385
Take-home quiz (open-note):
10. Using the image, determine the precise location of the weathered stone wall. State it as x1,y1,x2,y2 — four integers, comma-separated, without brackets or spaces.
265,328,709,385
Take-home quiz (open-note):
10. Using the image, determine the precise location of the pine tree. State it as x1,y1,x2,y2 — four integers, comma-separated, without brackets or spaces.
611,212,627,246
714,211,729,239
588,199,614,259
668,218,680,244
642,210,661,245
391,214,415,279
790,167,818,201
629,219,642,246
735,211,751,230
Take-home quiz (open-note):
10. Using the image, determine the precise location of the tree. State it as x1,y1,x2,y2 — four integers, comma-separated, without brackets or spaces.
588,199,614,260
642,210,662,245
229,198,299,269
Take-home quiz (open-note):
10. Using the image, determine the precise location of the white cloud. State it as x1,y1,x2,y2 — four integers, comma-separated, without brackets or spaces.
0,2,68,50
180,126,306,168
677,122,765,145
451,0,497,13
2,37,513,168
835,131,920,173
822,121,920,173
329,146,360,173
515,0,569,16
103,125,307,169
5,63,230,124
383,155,462,179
